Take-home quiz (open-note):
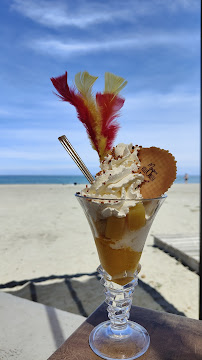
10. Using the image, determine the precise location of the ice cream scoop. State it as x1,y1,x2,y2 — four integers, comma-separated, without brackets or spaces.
80,143,144,217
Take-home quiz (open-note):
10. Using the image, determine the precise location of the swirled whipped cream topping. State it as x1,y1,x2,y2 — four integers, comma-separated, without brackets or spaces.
81,143,144,218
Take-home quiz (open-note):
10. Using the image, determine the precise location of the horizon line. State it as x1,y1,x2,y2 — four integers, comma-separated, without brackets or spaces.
0,174,200,177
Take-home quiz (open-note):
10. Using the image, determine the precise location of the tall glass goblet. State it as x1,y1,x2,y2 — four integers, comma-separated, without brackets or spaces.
76,194,166,360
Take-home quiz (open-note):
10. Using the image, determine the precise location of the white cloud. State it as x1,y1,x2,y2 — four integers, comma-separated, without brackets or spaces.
11,0,200,29
0,99,76,120
122,91,200,139
0,128,83,142
126,92,200,109
0,128,99,165
28,30,199,57
0,163,83,174
0,149,60,160
11,0,136,28
0,106,32,118
161,0,200,12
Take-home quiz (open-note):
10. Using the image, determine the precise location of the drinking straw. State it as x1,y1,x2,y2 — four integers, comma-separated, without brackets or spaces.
58,135,94,184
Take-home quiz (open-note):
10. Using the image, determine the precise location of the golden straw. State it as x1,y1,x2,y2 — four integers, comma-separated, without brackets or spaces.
58,135,94,184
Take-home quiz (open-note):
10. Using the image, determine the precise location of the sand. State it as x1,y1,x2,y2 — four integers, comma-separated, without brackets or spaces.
0,183,200,319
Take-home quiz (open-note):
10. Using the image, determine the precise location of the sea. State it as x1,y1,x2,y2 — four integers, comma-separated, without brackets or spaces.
0,174,200,185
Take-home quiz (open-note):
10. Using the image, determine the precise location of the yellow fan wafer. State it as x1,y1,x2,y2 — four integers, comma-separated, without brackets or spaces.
138,147,177,198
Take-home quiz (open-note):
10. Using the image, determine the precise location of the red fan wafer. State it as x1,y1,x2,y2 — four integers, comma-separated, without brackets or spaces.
138,147,177,198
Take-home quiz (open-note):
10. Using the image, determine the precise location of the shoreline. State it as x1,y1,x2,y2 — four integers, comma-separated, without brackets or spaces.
0,175,200,186
0,183,200,187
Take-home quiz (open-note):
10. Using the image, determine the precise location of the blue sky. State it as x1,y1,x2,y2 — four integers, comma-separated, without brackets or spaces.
0,0,200,175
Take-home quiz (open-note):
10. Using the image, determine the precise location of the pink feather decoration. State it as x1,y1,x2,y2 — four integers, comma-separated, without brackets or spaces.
50,72,99,152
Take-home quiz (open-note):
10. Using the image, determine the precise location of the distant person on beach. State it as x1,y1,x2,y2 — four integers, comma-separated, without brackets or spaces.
184,173,189,183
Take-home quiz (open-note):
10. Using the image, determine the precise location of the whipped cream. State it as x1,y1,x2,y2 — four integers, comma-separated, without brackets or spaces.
81,143,144,218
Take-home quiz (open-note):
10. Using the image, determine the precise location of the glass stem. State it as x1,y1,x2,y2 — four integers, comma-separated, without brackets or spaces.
98,266,138,333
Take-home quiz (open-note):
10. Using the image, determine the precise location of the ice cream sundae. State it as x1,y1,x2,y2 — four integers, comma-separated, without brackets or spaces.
51,71,177,285
51,70,177,359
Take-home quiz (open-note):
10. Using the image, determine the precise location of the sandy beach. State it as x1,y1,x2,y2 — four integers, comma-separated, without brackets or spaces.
0,183,200,319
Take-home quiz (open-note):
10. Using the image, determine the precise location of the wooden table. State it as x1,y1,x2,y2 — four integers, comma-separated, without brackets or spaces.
48,303,202,360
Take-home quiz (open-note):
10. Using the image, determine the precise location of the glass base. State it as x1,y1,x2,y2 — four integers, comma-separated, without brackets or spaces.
89,320,150,360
